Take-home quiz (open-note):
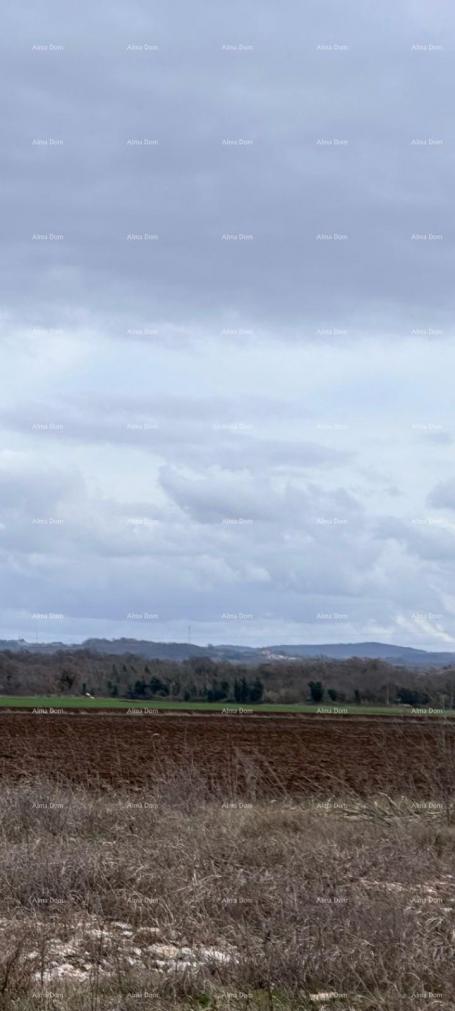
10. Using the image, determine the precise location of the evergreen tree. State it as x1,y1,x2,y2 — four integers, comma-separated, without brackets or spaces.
248,678,264,703
308,681,324,703
239,677,249,703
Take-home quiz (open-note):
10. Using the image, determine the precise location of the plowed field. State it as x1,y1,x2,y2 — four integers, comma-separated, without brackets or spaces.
0,712,453,796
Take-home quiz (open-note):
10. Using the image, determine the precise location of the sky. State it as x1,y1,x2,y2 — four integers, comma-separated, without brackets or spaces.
2,0,455,649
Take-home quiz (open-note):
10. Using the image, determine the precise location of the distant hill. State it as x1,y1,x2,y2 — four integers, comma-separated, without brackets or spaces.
264,642,455,667
82,638,209,660
0,638,454,668
0,638,207,660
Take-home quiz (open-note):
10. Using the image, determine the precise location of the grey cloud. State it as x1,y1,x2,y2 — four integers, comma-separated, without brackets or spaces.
375,515,455,562
1,0,455,646
2,0,455,339
428,479,455,510
0,398,349,472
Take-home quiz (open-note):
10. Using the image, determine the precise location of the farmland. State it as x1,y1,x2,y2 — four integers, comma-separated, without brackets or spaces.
0,712,453,1010
0,694,454,716
0,681,454,1010
0,710,453,798
0,708,454,1008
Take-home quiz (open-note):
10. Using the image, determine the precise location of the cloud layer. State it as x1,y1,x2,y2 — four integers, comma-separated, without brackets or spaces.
1,0,455,648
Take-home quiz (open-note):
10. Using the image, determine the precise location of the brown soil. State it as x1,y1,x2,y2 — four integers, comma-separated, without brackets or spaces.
0,712,453,797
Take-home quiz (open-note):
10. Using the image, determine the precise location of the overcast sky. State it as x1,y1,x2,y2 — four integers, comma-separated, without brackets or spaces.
2,0,455,649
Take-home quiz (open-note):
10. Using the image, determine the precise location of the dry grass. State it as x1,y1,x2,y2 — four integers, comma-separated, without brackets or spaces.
0,759,452,1011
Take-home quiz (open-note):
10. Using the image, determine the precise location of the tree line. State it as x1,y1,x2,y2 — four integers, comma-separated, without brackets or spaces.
0,650,454,708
